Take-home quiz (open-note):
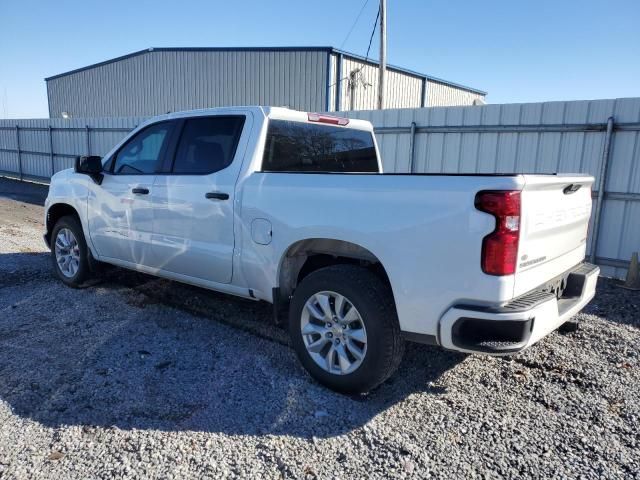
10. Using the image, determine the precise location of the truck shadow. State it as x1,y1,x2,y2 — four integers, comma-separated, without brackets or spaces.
582,277,639,329
0,176,49,206
0,252,465,439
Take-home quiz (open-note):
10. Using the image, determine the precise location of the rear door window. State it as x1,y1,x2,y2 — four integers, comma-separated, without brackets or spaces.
171,116,245,174
262,120,379,172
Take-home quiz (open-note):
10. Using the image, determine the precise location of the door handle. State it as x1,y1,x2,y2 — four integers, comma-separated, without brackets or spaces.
205,192,229,200
132,187,149,195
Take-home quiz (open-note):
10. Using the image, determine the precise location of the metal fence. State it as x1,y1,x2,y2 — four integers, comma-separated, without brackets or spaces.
0,117,145,181
1,98,639,279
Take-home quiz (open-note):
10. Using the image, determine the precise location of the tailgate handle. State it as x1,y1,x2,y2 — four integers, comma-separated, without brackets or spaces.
563,184,581,195
132,187,149,195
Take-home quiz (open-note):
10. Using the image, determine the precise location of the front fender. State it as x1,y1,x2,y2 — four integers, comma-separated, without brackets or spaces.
45,170,94,254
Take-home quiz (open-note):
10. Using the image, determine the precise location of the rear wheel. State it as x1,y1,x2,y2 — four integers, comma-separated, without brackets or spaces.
289,265,404,394
51,215,93,287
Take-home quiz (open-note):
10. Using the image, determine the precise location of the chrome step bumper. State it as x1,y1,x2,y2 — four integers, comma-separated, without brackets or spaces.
438,262,599,354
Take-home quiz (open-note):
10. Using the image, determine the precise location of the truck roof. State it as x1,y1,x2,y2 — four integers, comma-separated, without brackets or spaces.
151,106,374,132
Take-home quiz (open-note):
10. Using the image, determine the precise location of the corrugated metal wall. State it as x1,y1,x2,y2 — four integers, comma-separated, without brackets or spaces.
47,50,329,117
426,80,485,107
2,98,637,279
333,55,425,111
346,98,640,279
47,48,485,117
329,54,486,111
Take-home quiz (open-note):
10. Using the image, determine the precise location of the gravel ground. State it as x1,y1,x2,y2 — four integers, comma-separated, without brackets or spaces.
0,177,638,479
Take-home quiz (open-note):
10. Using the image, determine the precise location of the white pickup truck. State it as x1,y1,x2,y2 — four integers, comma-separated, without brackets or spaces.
44,106,599,393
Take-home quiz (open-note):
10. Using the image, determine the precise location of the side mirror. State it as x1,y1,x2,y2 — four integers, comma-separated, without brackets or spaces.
75,155,103,184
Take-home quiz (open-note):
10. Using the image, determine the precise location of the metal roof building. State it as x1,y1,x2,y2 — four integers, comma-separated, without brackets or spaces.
45,47,487,118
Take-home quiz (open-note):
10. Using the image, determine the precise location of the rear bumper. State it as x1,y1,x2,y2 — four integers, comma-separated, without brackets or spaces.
438,262,599,355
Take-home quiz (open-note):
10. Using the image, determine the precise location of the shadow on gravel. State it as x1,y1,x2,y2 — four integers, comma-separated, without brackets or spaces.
0,252,465,439
583,278,639,329
0,176,49,206
0,252,51,289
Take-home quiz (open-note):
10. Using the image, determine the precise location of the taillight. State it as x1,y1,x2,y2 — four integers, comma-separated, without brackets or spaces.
475,190,521,276
307,113,350,126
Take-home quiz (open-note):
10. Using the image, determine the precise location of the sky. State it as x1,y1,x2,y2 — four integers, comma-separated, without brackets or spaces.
0,0,638,118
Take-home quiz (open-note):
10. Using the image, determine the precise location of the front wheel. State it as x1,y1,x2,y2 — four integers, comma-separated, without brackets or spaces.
288,265,405,394
51,215,93,287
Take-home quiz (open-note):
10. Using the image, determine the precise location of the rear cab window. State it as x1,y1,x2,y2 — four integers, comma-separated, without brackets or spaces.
262,120,379,173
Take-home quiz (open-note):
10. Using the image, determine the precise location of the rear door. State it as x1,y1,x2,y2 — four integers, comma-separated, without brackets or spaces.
514,174,594,296
150,114,250,284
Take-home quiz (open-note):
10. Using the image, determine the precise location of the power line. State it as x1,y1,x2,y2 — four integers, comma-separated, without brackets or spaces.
328,3,381,93
339,0,371,50
364,4,381,62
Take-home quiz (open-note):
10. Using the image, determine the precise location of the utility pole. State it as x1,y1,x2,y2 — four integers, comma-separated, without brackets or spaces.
377,0,387,110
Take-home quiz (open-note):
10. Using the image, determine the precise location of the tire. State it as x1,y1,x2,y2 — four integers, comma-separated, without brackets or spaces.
289,264,405,394
50,215,93,288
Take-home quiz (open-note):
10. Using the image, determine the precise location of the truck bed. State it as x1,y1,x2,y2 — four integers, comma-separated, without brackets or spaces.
240,171,593,338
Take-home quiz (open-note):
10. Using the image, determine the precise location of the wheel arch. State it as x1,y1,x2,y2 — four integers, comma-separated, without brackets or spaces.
45,203,81,247
276,238,393,303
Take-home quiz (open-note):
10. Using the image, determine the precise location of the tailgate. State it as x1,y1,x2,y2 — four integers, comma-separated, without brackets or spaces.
513,174,594,297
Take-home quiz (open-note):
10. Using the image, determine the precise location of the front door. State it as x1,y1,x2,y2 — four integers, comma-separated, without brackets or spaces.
151,114,250,284
88,121,174,266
